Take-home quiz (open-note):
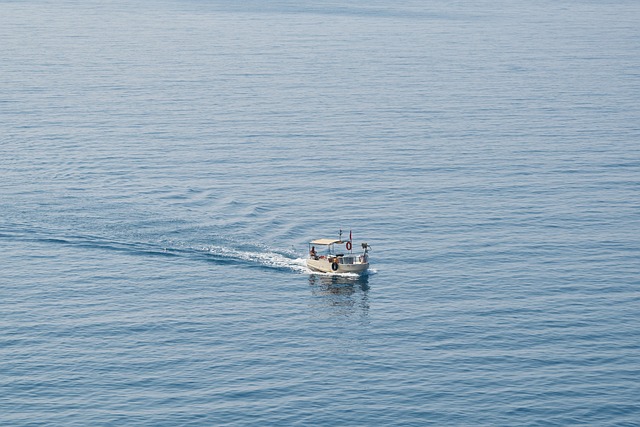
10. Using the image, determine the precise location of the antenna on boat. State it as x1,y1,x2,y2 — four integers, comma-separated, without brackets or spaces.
339,229,343,242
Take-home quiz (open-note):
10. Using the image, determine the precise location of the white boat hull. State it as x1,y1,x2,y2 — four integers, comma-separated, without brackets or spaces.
306,257,369,274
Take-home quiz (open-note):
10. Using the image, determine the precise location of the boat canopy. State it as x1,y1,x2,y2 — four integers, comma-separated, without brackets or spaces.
310,239,343,245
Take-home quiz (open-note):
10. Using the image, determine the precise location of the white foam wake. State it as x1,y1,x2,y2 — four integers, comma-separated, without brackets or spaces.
202,245,309,273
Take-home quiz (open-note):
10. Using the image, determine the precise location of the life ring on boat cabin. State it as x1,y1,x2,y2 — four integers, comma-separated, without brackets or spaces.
346,241,352,251
331,261,339,271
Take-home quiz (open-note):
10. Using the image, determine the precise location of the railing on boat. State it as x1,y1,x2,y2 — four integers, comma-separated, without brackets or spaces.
323,254,368,264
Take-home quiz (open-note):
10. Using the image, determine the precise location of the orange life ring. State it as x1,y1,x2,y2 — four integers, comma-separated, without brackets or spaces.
346,241,352,251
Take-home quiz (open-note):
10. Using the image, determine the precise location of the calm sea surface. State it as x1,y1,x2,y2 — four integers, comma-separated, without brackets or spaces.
2,0,640,425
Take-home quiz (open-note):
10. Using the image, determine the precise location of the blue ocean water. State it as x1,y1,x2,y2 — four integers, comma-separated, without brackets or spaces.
2,0,640,425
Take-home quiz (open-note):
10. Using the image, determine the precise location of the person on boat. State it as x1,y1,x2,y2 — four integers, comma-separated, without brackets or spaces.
309,246,318,260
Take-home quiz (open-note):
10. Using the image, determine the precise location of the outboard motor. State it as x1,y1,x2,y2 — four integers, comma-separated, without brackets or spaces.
360,243,370,263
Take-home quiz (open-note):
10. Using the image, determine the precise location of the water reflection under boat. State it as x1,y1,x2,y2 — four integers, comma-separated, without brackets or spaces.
308,273,370,319
308,272,369,290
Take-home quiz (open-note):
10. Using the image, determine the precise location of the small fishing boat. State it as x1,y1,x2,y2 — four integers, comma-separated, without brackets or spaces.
306,231,370,274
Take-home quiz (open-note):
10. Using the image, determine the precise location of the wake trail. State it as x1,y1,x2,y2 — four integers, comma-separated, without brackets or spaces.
199,244,309,273
2,224,372,275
